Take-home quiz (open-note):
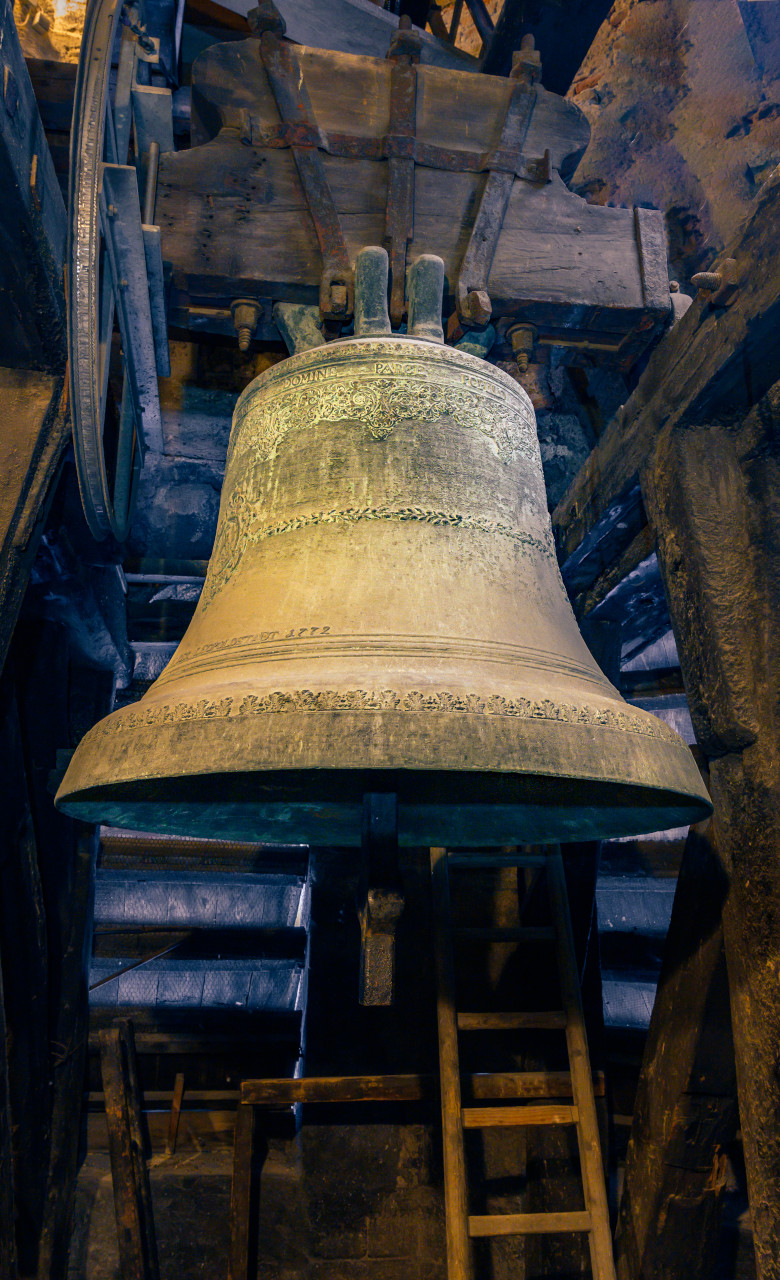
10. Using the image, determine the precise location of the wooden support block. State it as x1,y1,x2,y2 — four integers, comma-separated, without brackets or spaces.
461,1104,578,1128
165,1073,185,1156
99,1021,159,1280
468,1210,592,1237
454,926,555,942
457,1011,567,1031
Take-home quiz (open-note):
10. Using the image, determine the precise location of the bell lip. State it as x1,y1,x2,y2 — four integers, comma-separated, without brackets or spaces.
55,705,712,845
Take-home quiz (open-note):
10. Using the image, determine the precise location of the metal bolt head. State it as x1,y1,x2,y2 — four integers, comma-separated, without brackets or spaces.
508,322,537,373
231,298,262,350
329,284,348,315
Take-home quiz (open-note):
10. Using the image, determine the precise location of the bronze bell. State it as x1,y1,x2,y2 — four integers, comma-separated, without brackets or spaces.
56,250,710,846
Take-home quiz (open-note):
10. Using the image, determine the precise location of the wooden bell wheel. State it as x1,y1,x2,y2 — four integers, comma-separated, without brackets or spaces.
68,0,149,541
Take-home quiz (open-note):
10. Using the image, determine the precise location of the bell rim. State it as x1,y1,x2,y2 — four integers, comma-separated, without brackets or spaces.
56,702,712,844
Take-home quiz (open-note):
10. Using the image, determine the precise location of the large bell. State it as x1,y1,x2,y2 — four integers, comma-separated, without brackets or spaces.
57,251,710,846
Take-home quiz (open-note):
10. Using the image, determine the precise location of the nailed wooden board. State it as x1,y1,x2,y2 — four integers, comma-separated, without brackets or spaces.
189,41,590,176
156,39,668,357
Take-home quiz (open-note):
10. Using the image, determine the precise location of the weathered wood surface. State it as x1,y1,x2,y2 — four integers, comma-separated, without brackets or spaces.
547,852,616,1280
99,1021,160,1280
274,0,477,71
0,0,66,367
227,1103,263,1280
240,1070,605,1105
0,677,50,1275
0,368,69,681
158,42,667,356
0,954,18,1280
430,845,472,1280
552,169,780,577
614,823,737,1279
639,388,780,1278
37,828,98,1278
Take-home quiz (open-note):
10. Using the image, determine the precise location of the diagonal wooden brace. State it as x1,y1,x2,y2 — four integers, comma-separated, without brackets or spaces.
259,31,354,324
456,79,537,327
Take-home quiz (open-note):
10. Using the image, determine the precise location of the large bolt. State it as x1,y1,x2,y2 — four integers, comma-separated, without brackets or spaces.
508,322,537,373
690,258,739,305
231,299,262,352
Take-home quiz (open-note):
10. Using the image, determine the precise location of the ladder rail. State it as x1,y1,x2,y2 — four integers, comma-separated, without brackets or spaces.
546,850,617,1280
430,846,473,1280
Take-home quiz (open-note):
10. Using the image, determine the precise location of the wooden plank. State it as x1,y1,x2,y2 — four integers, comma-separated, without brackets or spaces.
457,1011,567,1030
0,679,50,1269
448,853,547,868
552,169,780,571
165,1073,185,1156
241,1074,427,1104
470,1071,605,1101
99,1024,160,1280
0,0,66,366
0,369,68,682
454,926,555,941
430,846,472,1280
546,852,616,1280
227,1103,261,1280
573,524,656,621
468,1210,592,1237
461,1104,578,1128
0,954,18,1278
613,827,737,1279
37,829,98,1279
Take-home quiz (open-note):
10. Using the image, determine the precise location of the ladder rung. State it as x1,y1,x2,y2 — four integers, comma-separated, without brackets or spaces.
462,1104,578,1128
470,1070,605,1100
457,1011,567,1031
448,854,547,868
468,1210,592,1237
454,926,555,942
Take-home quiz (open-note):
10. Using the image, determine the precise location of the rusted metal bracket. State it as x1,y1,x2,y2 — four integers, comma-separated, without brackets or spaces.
254,6,354,325
385,17,421,327
456,53,540,327
358,794,404,1007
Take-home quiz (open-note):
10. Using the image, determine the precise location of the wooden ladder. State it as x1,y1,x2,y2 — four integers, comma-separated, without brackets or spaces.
430,846,616,1280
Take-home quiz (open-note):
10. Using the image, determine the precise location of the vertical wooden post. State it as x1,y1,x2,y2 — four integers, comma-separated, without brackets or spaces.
166,1074,185,1157
99,1020,159,1280
228,1103,263,1280
430,846,472,1280
37,825,99,1278
546,851,616,1280
640,407,780,1278
614,823,737,1278
0,954,18,1280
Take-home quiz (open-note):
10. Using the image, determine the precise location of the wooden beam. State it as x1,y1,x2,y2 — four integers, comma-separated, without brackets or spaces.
573,524,656,620
37,829,98,1278
614,824,737,1279
0,955,18,1279
0,0,66,367
553,172,780,575
99,1022,160,1280
0,368,68,682
636,384,780,1275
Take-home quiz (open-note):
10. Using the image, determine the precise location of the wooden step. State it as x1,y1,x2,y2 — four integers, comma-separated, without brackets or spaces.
468,1210,592,1237
448,854,547,869
457,1010,567,1031
462,1103,578,1128
453,926,555,942
470,1070,605,1100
